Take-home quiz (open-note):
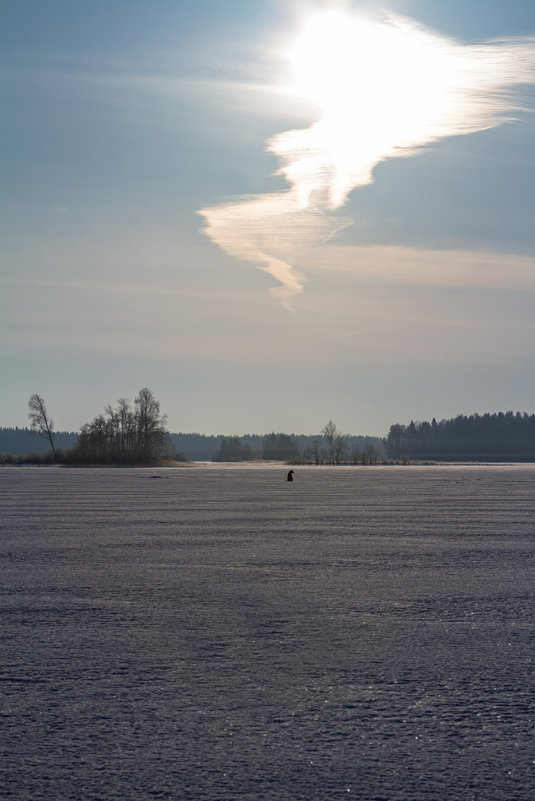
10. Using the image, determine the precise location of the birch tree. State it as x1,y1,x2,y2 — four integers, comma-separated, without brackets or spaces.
28,394,56,462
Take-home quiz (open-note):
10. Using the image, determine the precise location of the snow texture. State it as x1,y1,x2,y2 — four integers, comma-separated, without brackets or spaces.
1,464,534,800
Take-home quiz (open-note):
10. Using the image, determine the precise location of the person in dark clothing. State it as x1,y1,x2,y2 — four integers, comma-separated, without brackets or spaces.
287,469,294,482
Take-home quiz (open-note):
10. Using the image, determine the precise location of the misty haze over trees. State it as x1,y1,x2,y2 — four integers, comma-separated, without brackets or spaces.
211,428,383,464
213,433,303,462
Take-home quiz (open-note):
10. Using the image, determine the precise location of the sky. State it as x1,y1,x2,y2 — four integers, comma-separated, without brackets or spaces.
2,0,535,437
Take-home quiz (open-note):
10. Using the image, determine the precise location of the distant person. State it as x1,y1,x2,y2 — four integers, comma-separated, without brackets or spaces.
287,469,294,482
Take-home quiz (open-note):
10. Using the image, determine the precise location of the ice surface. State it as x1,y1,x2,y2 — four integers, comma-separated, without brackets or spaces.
1,464,534,800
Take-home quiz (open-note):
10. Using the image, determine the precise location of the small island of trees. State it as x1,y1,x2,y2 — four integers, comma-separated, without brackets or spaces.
71,388,170,464
18,388,172,465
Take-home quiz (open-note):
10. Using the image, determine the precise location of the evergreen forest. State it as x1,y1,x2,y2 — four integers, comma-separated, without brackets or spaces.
385,412,535,461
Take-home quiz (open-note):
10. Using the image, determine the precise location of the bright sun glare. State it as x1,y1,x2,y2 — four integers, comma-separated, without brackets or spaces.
200,7,535,308
290,10,457,122
281,8,506,209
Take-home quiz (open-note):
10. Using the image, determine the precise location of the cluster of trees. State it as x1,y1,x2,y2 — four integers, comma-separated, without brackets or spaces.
211,422,382,464
301,421,380,465
71,389,170,464
18,389,171,465
385,412,535,461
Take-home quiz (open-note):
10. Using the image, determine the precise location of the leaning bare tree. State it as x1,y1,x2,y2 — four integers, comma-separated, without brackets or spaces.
28,394,56,463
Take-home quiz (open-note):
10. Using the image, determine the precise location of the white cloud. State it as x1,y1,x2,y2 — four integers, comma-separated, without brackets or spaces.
198,192,348,310
199,9,535,306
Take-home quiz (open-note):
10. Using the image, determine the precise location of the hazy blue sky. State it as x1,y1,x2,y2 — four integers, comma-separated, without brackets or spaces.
2,0,535,436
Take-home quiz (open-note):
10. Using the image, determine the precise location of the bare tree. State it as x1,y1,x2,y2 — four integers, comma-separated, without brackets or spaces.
321,419,339,466
28,394,56,462
135,387,169,461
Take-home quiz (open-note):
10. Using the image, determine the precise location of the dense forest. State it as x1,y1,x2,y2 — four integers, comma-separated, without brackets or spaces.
384,412,535,461
0,428,78,457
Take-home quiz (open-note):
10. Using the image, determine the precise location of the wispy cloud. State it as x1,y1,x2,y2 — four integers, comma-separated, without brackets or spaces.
199,9,535,307
199,192,348,309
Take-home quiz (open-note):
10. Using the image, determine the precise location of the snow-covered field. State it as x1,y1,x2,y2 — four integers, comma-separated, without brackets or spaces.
1,464,534,801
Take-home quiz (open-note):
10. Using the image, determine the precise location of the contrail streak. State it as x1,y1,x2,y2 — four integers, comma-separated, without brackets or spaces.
199,10,535,308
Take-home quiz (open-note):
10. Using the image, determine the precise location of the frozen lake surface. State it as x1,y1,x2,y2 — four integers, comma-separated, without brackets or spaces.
1,464,534,801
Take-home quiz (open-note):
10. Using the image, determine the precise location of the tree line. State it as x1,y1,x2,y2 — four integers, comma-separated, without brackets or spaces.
2,400,384,465
3,398,533,465
385,411,535,461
